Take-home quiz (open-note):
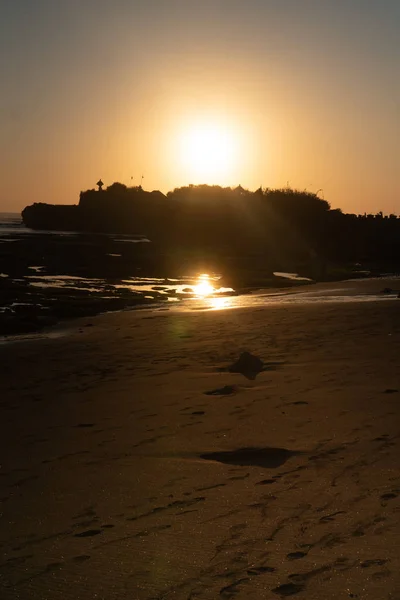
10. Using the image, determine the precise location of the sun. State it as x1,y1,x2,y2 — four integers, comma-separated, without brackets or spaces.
178,118,240,183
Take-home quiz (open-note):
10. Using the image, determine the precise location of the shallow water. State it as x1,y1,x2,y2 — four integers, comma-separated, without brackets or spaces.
5,267,399,316
173,282,399,312
1,214,398,321
1,277,398,345
24,273,234,298
273,271,313,282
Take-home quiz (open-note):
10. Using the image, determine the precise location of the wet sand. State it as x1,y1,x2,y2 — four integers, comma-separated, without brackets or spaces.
1,281,400,599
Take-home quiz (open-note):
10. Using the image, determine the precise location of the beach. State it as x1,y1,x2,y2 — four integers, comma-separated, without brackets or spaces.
1,283,400,599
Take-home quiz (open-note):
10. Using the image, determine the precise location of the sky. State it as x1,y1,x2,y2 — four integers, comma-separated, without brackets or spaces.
1,0,399,213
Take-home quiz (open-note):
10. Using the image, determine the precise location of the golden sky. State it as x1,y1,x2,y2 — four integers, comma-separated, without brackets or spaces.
1,1,399,213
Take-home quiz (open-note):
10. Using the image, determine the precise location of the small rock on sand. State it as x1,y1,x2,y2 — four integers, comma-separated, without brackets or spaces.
228,351,264,380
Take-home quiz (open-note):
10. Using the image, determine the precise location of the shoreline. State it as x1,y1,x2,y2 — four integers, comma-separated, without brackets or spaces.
2,215,400,338
1,276,399,345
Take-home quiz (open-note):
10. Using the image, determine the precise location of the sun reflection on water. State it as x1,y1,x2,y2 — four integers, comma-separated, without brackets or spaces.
190,273,235,310
193,273,214,297
208,296,233,310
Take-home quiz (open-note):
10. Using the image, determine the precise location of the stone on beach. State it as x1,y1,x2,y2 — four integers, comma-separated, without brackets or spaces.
228,351,264,380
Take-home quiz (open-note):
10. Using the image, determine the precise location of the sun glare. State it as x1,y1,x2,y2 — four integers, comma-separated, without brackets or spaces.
209,296,232,310
178,118,240,183
193,273,214,297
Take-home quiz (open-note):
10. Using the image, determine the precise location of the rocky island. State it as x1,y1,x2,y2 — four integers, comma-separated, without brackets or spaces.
0,182,397,338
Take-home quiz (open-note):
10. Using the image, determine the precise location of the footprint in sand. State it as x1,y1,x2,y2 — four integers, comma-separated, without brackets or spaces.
247,566,275,575
371,570,391,580
204,385,237,396
319,511,346,523
201,447,298,469
229,473,250,481
380,491,398,502
219,578,250,597
272,582,304,596
195,483,226,492
74,529,102,538
373,434,390,442
360,559,388,568
287,551,307,560
72,555,91,563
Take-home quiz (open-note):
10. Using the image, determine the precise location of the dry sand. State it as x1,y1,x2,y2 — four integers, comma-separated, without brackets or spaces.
1,280,400,599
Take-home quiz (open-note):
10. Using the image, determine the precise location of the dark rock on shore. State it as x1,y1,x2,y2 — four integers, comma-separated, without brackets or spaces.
228,352,264,380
